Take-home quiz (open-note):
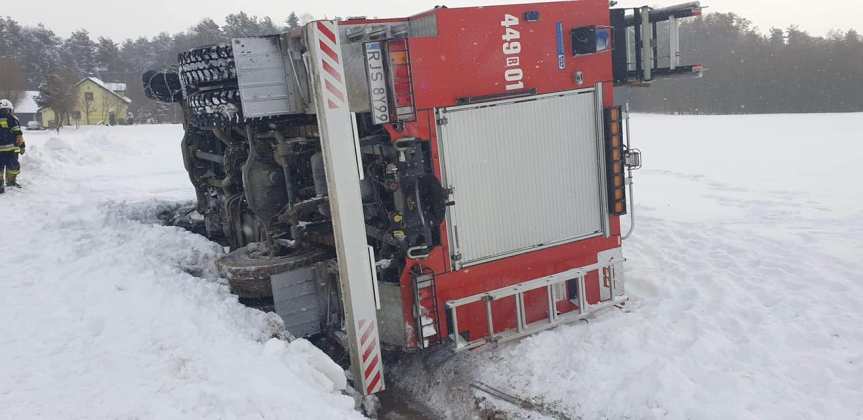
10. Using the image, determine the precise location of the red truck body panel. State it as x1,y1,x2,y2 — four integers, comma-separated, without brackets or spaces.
409,1,612,108
344,0,622,350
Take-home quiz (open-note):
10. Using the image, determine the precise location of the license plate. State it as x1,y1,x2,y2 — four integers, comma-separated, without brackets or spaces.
365,42,391,125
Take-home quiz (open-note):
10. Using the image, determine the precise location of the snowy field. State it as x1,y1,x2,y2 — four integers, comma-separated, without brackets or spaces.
1,114,862,419
0,126,362,419
398,113,863,419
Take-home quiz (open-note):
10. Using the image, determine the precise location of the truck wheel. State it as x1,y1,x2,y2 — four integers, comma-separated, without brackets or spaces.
217,244,334,299
185,88,243,128
178,44,237,93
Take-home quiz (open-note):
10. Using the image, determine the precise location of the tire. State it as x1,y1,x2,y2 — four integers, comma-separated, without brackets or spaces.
185,88,243,129
178,44,237,93
217,244,334,299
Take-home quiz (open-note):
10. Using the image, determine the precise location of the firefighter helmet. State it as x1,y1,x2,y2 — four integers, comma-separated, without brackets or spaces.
0,99,13,112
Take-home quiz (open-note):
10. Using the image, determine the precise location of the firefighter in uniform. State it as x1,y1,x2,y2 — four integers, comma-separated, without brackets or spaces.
0,98,25,193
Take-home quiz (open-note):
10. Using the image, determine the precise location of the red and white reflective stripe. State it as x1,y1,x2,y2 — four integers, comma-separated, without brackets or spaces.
315,21,347,110
358,318,383,394
307,19,385,396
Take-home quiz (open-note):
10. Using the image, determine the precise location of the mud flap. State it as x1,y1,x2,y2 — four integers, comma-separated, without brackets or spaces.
305,20,385,395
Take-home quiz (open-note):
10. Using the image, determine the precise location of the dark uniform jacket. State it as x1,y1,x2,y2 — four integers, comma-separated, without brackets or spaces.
0,114,23,152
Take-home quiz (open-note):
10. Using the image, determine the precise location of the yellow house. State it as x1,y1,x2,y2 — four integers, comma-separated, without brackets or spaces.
41,77,132,127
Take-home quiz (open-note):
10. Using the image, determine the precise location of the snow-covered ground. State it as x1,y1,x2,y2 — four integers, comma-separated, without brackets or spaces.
0,126,363,419
399,113,863,419
3,114,862,419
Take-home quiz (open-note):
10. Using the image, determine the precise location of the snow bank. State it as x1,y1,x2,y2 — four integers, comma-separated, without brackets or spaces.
0,126,363,419
396,113,863,419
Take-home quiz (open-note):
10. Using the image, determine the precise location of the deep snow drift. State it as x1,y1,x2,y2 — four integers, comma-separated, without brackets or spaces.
395,113,863,419
0,126,363,419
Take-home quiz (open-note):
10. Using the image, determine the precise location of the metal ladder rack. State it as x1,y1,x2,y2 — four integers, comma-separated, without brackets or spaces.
445,259,627,352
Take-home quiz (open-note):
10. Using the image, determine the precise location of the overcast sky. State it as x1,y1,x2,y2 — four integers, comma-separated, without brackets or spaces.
10,0,862,41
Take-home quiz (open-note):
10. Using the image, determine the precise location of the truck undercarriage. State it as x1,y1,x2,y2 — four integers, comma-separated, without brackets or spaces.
148,40,446,300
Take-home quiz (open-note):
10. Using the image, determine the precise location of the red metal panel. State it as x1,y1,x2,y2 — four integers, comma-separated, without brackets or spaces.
376,1,622,350
408,0,612,109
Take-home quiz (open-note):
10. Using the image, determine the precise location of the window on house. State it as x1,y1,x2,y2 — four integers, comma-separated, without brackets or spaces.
84,92,94,101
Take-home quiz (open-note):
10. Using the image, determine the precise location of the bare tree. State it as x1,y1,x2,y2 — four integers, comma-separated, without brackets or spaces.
36,69,79,132
0,57,26,102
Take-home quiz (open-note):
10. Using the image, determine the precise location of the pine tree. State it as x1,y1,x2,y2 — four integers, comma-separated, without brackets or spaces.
0,17,25,59
190,18,225,46
19,25,64,88
223,12,278,38
286,12,300,29
63,30,98,76
96,37,122,80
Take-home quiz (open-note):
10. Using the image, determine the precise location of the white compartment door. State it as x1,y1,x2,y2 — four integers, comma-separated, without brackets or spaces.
438,88,608,268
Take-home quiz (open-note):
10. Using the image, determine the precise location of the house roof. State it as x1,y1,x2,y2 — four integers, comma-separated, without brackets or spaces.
77,77,132,104
14,91,40,114
103,82,127,92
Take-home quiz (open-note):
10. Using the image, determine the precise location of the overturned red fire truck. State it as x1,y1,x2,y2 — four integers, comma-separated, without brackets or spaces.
145,0,703,396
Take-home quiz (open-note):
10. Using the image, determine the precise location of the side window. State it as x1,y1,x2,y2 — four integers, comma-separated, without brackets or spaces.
84,92,94,102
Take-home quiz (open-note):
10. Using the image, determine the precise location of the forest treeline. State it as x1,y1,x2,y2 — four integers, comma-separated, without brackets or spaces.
1,11,861,122
625,13,863,114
